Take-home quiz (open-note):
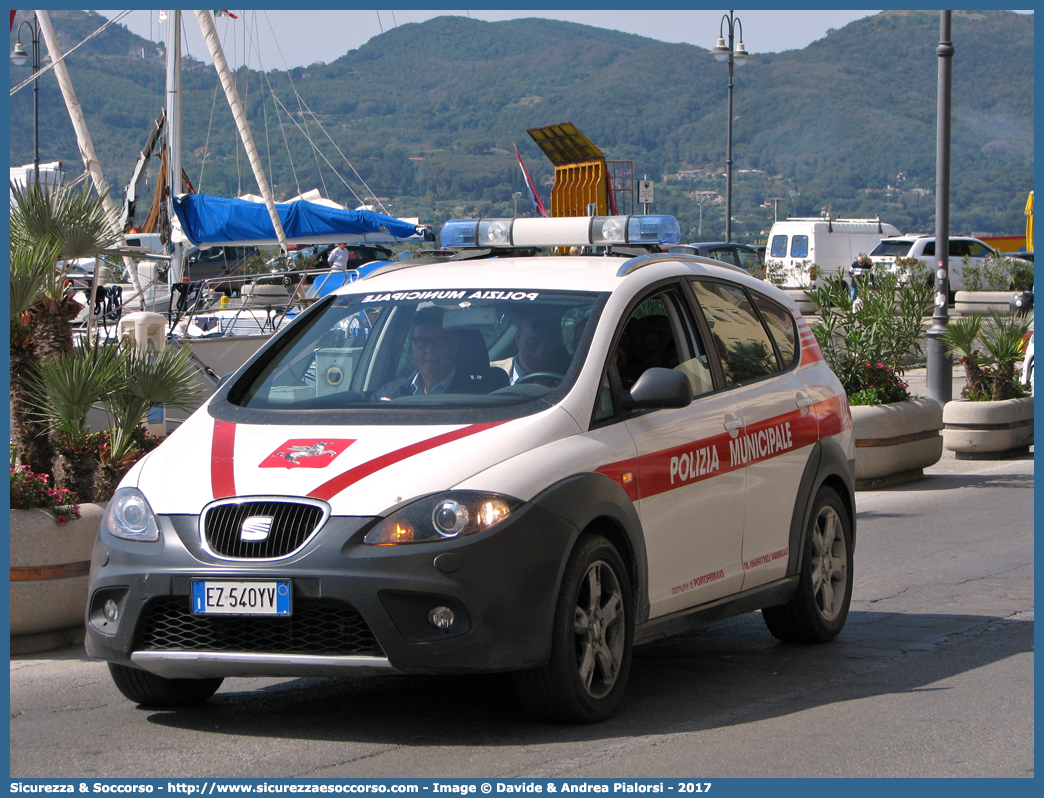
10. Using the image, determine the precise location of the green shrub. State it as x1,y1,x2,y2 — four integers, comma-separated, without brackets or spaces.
961,253,1035,292
806,264,933,404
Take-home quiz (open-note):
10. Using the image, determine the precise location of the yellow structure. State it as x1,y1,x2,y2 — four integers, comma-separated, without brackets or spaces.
527,122,610,217
1025,191,1034,252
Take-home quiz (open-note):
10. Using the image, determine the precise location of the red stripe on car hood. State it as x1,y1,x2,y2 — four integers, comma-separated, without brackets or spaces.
307,421,507,502
211,419,237,498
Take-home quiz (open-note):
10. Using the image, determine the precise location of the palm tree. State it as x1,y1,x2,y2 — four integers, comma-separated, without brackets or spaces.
25,344,123,502
939,316,986,399
979,311,1032,401
28,342,203,503
9,182,117,474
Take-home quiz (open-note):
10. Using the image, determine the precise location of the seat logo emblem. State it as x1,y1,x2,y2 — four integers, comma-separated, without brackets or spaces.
241,516,274,542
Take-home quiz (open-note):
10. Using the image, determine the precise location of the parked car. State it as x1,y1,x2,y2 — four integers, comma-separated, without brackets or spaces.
668,242,761,272
185,245,261,282
86,214,856,723
868,235,1028,292
287,244,394,270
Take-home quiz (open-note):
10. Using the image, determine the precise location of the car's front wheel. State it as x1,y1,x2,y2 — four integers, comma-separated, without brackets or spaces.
108,663,224,707
762,486,853,643
514,534,634,723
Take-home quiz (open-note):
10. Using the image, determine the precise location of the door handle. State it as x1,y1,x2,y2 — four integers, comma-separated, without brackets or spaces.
796,392,814,413
723,415,743,437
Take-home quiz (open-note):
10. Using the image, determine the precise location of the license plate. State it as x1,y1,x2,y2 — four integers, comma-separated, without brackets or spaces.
191,580,292,616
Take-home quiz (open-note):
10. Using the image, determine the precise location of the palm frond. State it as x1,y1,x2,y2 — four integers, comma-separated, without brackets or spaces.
9,239,65,319
104,345,205,462
25,344,124,443
939,316,983,359
10,181,117,259
980,311,1032,367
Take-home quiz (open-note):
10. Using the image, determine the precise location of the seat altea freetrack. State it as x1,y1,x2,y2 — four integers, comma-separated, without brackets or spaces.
86,215,856,723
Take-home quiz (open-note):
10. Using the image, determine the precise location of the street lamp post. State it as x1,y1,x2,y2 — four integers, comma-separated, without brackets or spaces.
11,13,45,186
712,10,751,243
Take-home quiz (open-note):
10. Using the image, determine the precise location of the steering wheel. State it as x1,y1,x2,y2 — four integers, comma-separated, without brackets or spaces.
515,371,565,387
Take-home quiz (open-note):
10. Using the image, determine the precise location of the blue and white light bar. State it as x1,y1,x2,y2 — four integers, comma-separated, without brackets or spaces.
440,215,682,249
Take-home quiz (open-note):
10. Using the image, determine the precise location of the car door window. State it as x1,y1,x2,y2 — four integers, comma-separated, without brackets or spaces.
735,248,760,271
593,288,713,424
965,241,992,258
709,248,738,268
949,241,970,258
689,280,780,385
770,235,788,258
790,235,809,258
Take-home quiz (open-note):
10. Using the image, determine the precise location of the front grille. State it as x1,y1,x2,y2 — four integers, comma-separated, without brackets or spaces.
203,500,325,559
135,596,385,656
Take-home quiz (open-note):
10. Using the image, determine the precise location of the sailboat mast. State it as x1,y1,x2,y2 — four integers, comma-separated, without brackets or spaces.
35,9,146,304
195,10,289,255
165,9,184,284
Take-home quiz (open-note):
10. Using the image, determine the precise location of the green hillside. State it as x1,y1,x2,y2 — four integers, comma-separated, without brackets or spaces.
9,10,1034,243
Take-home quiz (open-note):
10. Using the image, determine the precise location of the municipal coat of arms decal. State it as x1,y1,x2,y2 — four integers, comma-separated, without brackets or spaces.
259,439,354,469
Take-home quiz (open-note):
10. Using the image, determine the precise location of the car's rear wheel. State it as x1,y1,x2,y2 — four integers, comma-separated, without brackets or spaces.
763,486,853,643
108,663,223,707
514,534,633,723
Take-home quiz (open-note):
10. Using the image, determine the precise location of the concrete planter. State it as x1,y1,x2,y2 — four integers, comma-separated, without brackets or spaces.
943,397,1034,459
851,398,943,489
953,291,1015,316
10,502,104,654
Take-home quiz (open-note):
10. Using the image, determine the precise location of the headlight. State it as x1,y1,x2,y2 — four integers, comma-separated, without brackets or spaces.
364,491,522,546
104,487,160,542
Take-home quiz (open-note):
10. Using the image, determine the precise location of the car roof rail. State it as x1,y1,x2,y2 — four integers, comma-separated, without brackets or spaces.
616,251,740,277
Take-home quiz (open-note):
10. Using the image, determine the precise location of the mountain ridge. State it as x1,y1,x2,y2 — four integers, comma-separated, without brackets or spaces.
9,10,1033,242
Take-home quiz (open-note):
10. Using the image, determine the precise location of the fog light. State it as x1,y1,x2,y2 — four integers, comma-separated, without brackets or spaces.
103,599,119,622
428,606,455,630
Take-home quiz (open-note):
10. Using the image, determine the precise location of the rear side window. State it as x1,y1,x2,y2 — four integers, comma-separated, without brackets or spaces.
871,240,914,257
790,235,809,259
750,294,798,368
770,235,788,258
689,280,780,385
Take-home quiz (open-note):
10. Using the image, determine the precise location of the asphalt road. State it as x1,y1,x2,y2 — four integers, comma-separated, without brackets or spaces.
9,448,1033,779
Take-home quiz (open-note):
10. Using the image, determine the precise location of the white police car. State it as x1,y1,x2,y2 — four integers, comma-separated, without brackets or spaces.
87,215,856,722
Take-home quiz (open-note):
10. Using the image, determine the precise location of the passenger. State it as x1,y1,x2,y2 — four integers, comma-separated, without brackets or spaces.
373,308,468,400
496,313,570,384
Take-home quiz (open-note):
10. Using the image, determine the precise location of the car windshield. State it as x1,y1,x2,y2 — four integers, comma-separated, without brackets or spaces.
870,240,914,257
230,288,603,414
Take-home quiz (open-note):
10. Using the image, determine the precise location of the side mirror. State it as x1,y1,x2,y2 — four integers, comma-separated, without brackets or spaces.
619,368,693,412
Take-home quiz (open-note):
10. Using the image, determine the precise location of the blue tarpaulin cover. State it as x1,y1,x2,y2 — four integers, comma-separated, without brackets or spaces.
172,194,423,248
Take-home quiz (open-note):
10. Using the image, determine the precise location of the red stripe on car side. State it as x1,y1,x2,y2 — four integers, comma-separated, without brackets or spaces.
596,397,836,503
307,421,507,502
211,419,237,498
815,393,854,437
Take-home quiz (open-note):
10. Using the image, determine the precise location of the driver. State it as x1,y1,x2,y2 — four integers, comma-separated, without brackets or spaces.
497,313,569,385
373,308,467,400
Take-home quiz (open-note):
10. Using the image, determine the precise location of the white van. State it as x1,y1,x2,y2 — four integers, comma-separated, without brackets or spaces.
765,217,901,287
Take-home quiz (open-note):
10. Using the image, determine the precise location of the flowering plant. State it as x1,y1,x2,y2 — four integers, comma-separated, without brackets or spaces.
843,360,911,406
10,465,82,525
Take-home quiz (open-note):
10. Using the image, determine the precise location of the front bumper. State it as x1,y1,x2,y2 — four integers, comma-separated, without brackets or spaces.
85,502,578,678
